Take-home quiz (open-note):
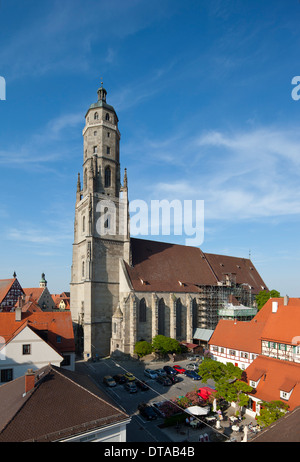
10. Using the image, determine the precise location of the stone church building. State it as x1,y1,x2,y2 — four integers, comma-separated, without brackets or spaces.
70,85,267,359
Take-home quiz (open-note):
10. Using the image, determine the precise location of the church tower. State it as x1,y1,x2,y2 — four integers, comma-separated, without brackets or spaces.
70,83,130,359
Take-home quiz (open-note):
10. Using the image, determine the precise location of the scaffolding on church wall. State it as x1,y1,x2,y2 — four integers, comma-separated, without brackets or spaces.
196,274,255,330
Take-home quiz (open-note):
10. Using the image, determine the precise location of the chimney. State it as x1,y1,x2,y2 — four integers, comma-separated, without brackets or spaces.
272,301,278,313
25,369,35,394
15,303,22,322
284,295,289,306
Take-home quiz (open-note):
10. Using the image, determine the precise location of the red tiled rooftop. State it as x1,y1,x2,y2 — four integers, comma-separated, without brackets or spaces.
245,355,300,411
125,238,266,293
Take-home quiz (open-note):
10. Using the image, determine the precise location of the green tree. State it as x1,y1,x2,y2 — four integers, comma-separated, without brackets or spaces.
134,340,153,358
198,359,252,415
256,400,289,427
152,335,181,355
255,289,281,310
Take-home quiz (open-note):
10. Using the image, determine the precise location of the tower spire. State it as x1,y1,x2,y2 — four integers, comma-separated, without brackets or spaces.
123,168,128,189
97,78,107,103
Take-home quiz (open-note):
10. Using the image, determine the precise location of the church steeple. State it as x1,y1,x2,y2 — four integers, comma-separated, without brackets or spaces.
82,83,121,197
97,81,107,103
71,83,130,360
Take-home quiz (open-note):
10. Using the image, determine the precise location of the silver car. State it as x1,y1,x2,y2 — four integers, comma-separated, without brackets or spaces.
144,368,158,379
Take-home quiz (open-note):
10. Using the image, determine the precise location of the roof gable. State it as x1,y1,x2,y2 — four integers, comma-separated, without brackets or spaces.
125,238,267,294
0,365,129,442
209,318,265,353
245,355,300,411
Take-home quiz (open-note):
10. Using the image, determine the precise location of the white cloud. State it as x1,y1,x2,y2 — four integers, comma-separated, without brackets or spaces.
138,125,300,221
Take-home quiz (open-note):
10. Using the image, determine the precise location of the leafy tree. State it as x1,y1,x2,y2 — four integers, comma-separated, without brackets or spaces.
198,358,242,383
255,289,281,310
134,340,153,358
198,359,252,415
217,379,252,416
256,400,289,427
152,335,181,355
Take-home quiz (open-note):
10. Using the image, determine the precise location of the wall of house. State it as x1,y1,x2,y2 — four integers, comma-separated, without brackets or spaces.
0,326,62,383
61,420,129,442
209,345,258,370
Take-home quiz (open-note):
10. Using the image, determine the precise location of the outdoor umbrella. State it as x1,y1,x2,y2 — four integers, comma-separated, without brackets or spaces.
185,405,210,416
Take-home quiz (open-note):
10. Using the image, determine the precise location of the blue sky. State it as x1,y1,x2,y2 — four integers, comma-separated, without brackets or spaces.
1,0,300,296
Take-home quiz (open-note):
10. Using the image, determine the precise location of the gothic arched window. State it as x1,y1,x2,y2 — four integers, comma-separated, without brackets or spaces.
158,298,165,335
176,298,182,337
105,113,110,121
139,298,146,323
192,298,198,331
105,166,111,188
94,112,99,120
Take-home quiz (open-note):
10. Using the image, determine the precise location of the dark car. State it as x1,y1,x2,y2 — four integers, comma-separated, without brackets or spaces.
136,380,149,391
125,382,138,393
113,374,127,384
185,370,201,380
156,375,172,386
166,374,178,384
163,365,177,375
138,403,157,421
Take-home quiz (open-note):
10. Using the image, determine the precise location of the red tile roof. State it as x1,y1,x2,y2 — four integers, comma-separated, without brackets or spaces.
0,311,75,354
0,279,16,303
204,253,267,295
0,365,129,442
23,288,45,302
125,238,266,293
245,355,300,411
209,318,265,354
259,297,300,344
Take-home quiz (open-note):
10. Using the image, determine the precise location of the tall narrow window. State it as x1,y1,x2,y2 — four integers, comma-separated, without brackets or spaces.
105,166,111,188
94,112,99,120
105,113,110,121
82,261,85,278
158,298,165,335
192,298,198,331
82,216,85,233
139,298,147,323
106,146,110,155
176,298,182,337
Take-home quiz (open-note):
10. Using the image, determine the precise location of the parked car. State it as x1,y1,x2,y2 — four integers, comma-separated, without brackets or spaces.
173,365,186,374
152,401,166,418
113,374,127,384
136,380,149,391
144,368,158,379
155,368,167,377
186,363,198,370
163,365,177,375
156,375,172,386
125,382,138,393
138,403,157,420
124,372,136,382
166,374,178,384
103,375,117,387
185,370,201,380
